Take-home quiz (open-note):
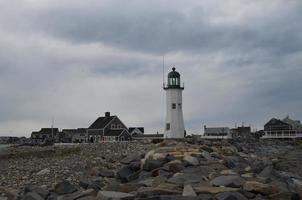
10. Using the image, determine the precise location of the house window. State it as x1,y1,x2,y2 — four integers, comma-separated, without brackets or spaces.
117,124,122,129
178,103,182,109
166,123,170,130
111,124,115,129
172,103,176,109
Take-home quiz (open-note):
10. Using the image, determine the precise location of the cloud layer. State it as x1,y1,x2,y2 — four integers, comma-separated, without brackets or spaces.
0,0,302,136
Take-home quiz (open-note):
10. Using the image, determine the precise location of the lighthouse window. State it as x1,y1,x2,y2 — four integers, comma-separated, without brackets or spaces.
166,123,170,130
172,103,176,109
178,103,182,109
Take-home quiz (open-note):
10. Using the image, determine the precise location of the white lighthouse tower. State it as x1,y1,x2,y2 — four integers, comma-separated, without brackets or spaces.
164,67,185,138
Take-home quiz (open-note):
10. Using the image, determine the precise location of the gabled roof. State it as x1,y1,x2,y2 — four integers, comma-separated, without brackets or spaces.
265,118,289,127
129,127,144,133
88,116,115,129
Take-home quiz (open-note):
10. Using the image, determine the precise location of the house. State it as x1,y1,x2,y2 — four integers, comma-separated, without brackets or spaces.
231,126,251,138
282,116,302,132
31,128,59,143
61,128,88,143
129,127,144,136
262,116,302,139
87,112,131,142
201,126,232,139
264,118,291,132
204,126,230,137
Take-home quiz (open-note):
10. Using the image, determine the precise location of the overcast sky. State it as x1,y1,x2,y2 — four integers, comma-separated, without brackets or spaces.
0,0,302,137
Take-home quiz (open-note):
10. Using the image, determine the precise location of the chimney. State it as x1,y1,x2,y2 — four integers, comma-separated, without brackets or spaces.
105,112,110,117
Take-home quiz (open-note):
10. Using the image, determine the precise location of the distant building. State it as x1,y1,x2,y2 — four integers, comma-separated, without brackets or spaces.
129,127,144,136
87,112,131,142
282,116,302,132
61,128,88,143
262,116,302,139
231,126,251,138
264,118,291,132
31,128,59,142
204,126,230,137
0,136,21,144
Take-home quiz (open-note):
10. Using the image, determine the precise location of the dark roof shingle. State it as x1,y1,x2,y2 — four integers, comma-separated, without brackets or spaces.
88,116,115,129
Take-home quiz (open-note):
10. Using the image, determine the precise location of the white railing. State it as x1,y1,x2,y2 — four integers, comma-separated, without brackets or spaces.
262,130,302,139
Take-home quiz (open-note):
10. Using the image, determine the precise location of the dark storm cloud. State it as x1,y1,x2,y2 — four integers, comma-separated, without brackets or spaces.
9,0,301,58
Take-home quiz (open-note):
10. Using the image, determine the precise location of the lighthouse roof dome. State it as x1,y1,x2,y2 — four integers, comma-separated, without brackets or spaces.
168,67,180,78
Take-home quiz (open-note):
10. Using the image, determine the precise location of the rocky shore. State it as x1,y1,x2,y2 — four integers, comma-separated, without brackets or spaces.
0,139,302,200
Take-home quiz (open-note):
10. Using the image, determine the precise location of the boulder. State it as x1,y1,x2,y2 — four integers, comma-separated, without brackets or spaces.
269,192,300,200
151,168,172,178
21,192,44,200
98,169,115,178
162,160,185,173
97,191,134,200
201,151,212,160
143,159,166,171
120,153,143,164
117,166,139,182
24,186,49,199
220,170,238,175
215,192,248,200
57,189,95,200
54,181,78,195
136,186,182,197
243,181,279,195
193,186,239,195
183,155,199,166
257,166,276,179
210,175,245,188
168,173,204,185
182,184,197,196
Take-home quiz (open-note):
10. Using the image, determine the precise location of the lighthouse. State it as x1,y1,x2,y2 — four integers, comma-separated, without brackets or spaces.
164,67,185,138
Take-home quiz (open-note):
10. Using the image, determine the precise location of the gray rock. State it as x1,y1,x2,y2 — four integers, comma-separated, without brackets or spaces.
117,166,139,182
57,189,95,200
21,192,44,200
210,175,245,188
257,165,276,180
215,192,248,200
201,151,212,160
97,191,134,200
98,169,115,178
143,159,166,171
168,172,204,185
182,184,197,196
183,155,199,166
181,166,214,177
24,186,49,199
120,153,143,164
162,160,185,173
54,181,78,195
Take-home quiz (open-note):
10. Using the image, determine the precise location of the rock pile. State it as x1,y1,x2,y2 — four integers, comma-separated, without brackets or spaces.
1,139,302,200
